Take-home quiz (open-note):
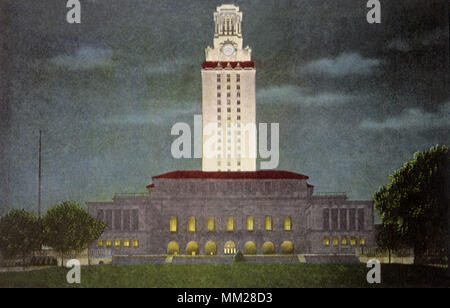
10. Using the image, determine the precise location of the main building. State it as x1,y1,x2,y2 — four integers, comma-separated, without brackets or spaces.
88,5,375,263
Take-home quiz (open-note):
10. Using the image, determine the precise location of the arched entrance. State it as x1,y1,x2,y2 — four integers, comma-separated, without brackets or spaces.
263,242,275,255
205,241,217,255
281,241,294,255
186,241,199,256
224,241,236,255
167,241,180,255
244,241,257,255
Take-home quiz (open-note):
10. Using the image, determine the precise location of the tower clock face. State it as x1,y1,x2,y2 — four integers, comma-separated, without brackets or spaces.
222,44,236,56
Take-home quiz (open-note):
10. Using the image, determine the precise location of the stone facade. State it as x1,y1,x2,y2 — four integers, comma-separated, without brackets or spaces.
88,170,375,263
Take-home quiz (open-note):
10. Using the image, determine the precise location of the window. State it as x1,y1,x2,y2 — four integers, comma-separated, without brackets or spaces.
357,209,365,230
247,217,254,231
208,218,215,232
340,209,347,230
124,240,130,248
349,209,356,230
237,115,241,120
217,92,221,98
106,240,112,248
217,85,221,90
237,85,240,90
123,210,130,231
237,74,240,82
323,209,330,230
284,217,292,231
170,217,178,233
237,108,241,113
133,240,139,248
237,92,240,97
227,107,231,113
237,100,240,105
217,99,221,105
265,216,273,231
227,217,235,232
217,115,221,120
341,237,348,246
98,240,104,247
333,237,339,246
324,237,330,247
331,209,338,230
360,238,366,246
115,239,122,248
105,210,112,230
188,217,196,233
217,107,221,112
131,209,139,231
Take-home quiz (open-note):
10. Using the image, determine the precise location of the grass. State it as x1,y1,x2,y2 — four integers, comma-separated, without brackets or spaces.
0,263,448,288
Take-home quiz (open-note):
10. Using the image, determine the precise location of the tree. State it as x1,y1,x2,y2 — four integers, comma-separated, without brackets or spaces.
43,202,106,266
374,145,449,264
0,209,42,267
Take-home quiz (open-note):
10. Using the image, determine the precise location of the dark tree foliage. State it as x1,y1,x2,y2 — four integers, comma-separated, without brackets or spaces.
43,202,106,265
0,210,42,264
374,145,449,264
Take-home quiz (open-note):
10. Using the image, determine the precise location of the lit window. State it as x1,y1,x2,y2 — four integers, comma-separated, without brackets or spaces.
324,237,330,247
266,217,273,231
208,218,215,232
284,217,292,231
98,240,104,247
124,240,130,248
170,217,178,233
247,217,254,231
133,240,139,248
333,237,339,246
351,237,357,246
341,237,348,246
360,238,366,246
227,217,235,232
106,240,112,248
115,239,122,248
188,217,196,233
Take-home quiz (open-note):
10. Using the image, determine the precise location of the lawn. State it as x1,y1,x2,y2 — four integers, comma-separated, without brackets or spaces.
0,263,448,288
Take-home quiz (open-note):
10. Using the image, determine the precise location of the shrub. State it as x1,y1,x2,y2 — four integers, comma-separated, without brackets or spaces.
234,250,245,263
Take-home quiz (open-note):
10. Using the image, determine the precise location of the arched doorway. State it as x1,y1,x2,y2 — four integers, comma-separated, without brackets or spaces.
168,241,180,255
263,242,275,255
245,241,257,255
281,241,294,255
205,241,217,255
224,241,236,255
186,241,199,256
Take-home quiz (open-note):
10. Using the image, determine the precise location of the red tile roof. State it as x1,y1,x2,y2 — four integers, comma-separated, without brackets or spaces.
202,61,255,69
152,170,309,180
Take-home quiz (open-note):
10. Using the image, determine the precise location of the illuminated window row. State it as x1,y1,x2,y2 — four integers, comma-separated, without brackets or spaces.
98,239,139,248
323,237,365,247
169,216,292,233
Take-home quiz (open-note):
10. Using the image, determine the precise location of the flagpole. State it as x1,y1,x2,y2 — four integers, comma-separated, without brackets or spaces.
38,130,42,219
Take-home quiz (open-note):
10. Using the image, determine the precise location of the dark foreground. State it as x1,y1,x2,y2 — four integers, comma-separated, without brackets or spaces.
0,263,448,288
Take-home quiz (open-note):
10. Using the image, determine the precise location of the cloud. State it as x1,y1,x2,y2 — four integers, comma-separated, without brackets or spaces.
104,102,198,126
257,85,356,106
303,52,381,77
49,46,114,70
387,39,410,52
142,58,189,75
360,102,450,130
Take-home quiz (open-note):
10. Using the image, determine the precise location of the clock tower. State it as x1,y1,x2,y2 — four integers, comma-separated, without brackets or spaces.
202,4,256,172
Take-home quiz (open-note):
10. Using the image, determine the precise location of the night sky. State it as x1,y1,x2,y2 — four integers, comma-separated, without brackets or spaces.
1,0,448,215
